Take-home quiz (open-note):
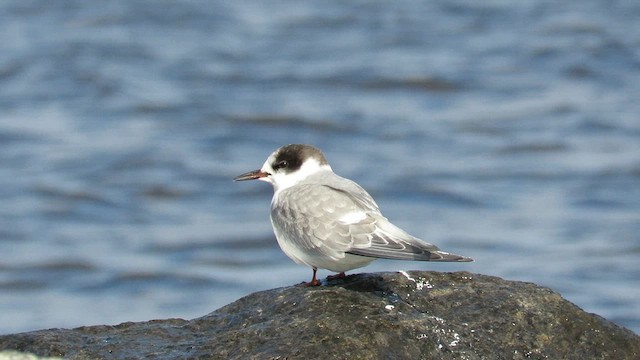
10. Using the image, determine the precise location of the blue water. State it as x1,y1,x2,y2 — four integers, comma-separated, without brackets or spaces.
1,0,639,335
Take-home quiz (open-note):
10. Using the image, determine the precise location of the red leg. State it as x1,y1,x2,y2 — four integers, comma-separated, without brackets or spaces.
326,272,346,281
303,267,321,286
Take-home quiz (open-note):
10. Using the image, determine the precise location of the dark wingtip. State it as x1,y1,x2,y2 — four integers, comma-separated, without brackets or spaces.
430,251,474,262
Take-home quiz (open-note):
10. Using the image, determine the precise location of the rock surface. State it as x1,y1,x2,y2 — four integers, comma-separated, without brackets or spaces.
1,271,638,359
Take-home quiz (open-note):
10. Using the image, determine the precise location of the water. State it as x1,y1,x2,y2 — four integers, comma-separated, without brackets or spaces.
1,0,639,335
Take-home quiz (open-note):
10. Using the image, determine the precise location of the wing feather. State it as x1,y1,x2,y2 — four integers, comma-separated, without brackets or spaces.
271,173,472,263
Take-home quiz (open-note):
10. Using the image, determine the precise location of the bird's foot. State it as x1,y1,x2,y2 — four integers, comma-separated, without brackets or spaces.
300,267,322,286
326,272,346,281
302,279,322,287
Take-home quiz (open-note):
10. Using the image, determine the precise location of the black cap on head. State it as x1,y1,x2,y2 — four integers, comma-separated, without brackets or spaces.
271,144,328,173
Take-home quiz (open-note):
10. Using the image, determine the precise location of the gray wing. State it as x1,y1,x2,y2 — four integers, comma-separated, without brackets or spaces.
345,213,473,262
271,182,374,259
272,176,472,262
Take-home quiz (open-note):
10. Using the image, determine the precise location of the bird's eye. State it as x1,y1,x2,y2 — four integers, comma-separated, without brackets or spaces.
274,160,288,170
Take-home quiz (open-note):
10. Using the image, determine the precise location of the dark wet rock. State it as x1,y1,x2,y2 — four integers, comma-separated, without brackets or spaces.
1,271,639,359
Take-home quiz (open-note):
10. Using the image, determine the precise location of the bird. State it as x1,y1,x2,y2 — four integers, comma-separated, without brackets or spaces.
234,144,473,286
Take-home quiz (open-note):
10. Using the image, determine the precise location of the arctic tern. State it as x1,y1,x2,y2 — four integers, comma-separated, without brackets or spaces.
234,144,472,286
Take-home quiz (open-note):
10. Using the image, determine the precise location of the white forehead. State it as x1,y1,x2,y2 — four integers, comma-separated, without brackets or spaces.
262,150,279,170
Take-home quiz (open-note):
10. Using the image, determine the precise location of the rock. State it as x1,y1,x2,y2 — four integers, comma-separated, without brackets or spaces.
1,271,638,359
0,350,63,360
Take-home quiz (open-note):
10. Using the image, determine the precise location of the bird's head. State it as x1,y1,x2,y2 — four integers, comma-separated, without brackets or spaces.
234,144,332,192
